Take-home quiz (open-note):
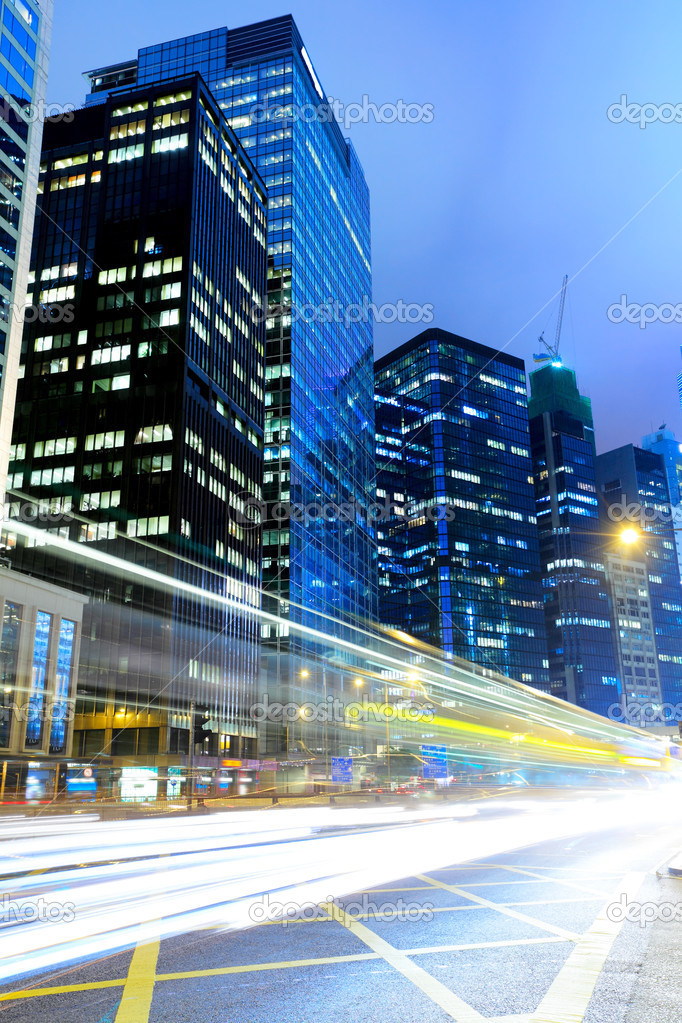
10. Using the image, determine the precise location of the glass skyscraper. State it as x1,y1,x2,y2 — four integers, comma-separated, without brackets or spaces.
596,444,682,709
641,426,682,584
0,0,53,494
375,328,549,690
82,16,376,762
5,74,267,786
528,362,620,715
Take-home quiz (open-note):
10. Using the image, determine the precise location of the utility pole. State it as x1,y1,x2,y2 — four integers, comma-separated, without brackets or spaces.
187,698,195,811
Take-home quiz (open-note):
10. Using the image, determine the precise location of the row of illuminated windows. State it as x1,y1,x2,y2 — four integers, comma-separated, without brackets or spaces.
126,516,170,538
40,262,77,281
30,465,74,486
110,109,190,140
111,90,192,119
80,490,120,511
79,521,117,542
92,344,130,365
33,436,76,457
108,134,188,163
48,170,101,191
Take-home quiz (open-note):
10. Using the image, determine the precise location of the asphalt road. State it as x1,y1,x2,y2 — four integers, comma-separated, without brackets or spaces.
1,796,681,1023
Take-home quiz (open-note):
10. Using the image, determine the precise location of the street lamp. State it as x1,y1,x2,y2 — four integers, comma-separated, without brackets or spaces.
620,527,640,545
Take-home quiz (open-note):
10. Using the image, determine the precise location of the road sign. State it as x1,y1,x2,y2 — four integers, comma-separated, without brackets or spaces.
331,756,353,783
421,744,448,779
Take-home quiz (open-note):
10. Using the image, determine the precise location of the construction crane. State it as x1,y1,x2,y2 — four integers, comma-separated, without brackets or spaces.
534,274,568,364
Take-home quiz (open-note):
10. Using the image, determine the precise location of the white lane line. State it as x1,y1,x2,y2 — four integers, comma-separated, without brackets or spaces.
416,875,581,942
481,864,610,898
323,900,486,1023
528,871,646,1023
402,936,568,956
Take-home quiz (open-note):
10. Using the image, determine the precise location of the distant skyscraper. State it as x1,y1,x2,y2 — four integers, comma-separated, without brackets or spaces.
375,327,549,689
596,444,682,709
82,16,377,760
641,426,682,583
528,362,620,715
601,550,663,721
5,74,266,776
0,0,53,495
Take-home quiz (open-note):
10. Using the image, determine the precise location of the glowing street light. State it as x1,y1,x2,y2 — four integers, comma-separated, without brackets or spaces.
620,527,640,545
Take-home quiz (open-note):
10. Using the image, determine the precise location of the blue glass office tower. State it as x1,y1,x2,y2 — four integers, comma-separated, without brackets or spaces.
83,17,376,759
596,445,682,708
641,426,682,584
375,328,549,689
528,363,620,715
0,0,52,494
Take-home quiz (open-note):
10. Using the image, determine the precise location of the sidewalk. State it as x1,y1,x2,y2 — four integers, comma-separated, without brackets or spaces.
624,871,682,1023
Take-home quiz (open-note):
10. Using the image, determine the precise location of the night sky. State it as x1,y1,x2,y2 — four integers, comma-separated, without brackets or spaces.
51,0,682,452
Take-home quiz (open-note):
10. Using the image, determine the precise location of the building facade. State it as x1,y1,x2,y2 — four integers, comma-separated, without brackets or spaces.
596,444,682,711
0,0,53,496
528,362,620,715
3,74,267,788
0,565,86,800
641,426,682,584
602,550,663,721
82,16,377,763
375,328,549,689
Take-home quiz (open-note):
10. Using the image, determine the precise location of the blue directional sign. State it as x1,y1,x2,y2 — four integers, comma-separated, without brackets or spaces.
331,756,353,783
421,744,448,779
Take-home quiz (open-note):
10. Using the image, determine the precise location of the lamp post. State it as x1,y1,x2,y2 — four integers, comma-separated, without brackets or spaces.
384,679,391,790
187,698,195,811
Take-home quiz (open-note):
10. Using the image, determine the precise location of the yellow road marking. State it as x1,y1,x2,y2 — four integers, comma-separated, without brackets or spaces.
0,934,572,1003
425,879,602,889
528,871,645,1023
323,899,486,1023
155,951,379,981
114,935,160,1023
0,979,125,1001
401,936,566,955
417,874,581,941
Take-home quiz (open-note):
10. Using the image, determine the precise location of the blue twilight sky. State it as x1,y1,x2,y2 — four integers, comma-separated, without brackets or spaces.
50,0,682,452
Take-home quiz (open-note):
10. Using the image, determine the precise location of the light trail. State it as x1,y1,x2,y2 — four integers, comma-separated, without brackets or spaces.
1,790,681,982
6,519,678,782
